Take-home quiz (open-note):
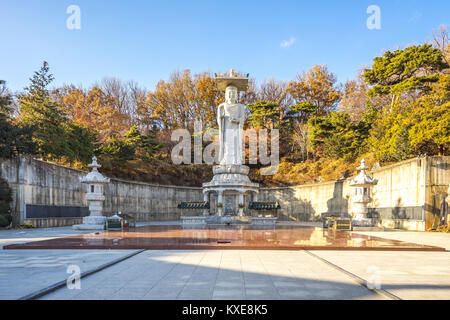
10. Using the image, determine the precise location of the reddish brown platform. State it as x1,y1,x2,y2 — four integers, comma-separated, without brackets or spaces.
3,225,445,251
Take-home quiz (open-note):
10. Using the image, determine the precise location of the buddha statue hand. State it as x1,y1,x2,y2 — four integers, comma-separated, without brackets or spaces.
230,117,240,124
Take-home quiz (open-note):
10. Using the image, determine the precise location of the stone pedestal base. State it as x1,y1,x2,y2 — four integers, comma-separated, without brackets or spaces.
251,217,277,226
207,215,236,225
352,226,384,231
203,165,259,190
181,216,206,225
205,215,251,225
72,216,106,230
351,215,384,231
203,164,259,218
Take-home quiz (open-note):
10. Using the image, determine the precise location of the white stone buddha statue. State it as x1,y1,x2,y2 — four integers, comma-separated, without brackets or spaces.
217,85,246,165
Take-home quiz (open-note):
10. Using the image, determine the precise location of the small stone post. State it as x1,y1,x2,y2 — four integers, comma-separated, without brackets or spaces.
217,190,223,216
238,191,244,217
203,192,209,216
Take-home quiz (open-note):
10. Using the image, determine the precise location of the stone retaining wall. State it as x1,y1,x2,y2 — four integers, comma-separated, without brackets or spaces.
1,156,448,230
0,156,202,226
259,156,449,230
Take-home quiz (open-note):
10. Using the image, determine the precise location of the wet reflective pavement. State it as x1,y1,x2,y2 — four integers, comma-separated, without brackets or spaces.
4,225,445,251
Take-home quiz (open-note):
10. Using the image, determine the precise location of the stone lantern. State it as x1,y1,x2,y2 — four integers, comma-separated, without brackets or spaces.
73,156,110,230
349,159,378,225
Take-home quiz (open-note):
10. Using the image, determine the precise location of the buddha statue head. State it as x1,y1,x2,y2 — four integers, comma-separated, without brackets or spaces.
225,86,238,104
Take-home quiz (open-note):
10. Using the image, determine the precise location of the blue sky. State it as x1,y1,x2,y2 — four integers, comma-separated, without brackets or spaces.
0,0,449,92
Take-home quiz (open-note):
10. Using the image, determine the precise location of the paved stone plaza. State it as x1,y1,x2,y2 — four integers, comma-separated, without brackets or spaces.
39,250,382,300
0,249,139,299
0,224,449,300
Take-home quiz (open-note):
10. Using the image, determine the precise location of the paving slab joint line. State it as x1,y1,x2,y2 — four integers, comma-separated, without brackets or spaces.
18,249,147,300
303,250,401,300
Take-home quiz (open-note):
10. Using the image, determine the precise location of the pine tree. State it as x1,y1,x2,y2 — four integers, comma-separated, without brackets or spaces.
363,44,449,99
18,61,70,160
0,83,36,157
408,74,450,155
124,125,162,161
0,177,12,227
247,101,281,129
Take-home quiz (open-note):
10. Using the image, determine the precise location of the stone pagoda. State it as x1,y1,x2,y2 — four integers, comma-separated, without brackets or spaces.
73,156,110,230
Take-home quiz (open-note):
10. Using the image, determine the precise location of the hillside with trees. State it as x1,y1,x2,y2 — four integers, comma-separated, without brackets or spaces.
1,26,449,187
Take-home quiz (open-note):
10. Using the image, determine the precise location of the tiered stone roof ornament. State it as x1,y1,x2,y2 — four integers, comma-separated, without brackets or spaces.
349,159,377,186
80,156,110,184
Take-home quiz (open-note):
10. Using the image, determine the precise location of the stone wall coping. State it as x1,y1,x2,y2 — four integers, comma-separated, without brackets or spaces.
17,156,202,191
109,177,203,190
7,155,449,192
261,156,449,191
260,179,344,191
370,155,449,173
22,156,87,174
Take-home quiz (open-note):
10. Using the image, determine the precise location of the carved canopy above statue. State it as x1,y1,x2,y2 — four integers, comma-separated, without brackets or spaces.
215,69,248,91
